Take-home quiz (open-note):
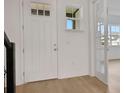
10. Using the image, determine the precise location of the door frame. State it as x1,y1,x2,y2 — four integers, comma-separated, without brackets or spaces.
20,0,59,83
90,0,109,84
20,0,25,84
93,0,108,84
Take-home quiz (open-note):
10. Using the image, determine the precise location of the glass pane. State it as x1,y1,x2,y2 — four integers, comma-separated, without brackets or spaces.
112,35,120,46
45,10,50,16
73,8,80,18
66,19,73,29
111,26,116,32
116,26,120,32
75,20,80,29
66,19,80,30
66,7,80,18
38,10,44,15
31,9,37,15
66,7,80,30
110,25,120,46
66,7,73,18
31,3,51,16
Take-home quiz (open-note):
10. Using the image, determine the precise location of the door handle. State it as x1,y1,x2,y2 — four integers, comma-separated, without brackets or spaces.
53,44,57,51
54,44,56,46
54,48,57,51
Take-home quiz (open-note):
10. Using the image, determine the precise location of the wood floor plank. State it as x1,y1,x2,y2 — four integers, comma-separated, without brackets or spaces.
108,60,120,93
16,76,108,93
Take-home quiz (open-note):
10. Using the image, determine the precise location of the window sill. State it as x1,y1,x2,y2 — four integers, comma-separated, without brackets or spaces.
65,29,84,32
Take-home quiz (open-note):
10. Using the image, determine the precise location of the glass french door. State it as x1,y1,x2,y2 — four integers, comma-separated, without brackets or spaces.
95,0,108,84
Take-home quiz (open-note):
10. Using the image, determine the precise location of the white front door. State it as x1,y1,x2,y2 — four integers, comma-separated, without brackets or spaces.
23,0,57,83
94,0,108,84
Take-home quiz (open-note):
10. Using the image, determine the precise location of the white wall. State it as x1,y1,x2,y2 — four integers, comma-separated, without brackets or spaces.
89,0,120,82
108,46,120,60
57,0,90,78
5,0,91,85
4,0,94,85
5,0,24,85
108,15,120,60
108,0,120,60
108,0,120,16
89,0,96,76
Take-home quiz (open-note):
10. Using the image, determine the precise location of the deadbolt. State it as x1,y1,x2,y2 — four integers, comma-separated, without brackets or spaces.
54,48,57,51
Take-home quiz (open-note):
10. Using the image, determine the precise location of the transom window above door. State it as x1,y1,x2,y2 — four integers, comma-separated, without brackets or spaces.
31,2,51,16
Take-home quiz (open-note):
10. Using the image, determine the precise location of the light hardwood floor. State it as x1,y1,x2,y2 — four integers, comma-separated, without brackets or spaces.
16,76,108,93
108,60,120,93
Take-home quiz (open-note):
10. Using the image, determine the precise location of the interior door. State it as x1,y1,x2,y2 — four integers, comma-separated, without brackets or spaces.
23,0,57,83
95,0,108,84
